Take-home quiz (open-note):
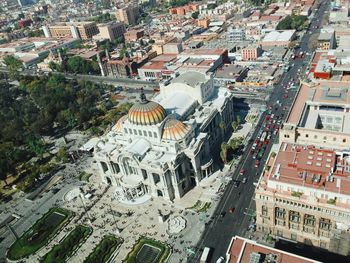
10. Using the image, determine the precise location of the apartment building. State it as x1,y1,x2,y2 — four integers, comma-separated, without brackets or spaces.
255,142,350,256
94,22,126,42
42,22,99,40
241,45,263,61
115,5,139,25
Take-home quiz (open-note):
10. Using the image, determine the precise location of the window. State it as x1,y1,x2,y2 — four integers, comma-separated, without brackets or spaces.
343,139,347,143
148,131,152,137
153,132,157,138
143,131,147,136
262,205,268,216
304,214,315,227
152,173,160,184
129,128,132,134
133,129,137,134
320,218,331,230
305,134,309,138
275,207,285,219
138,130,142,136
289,211,300,223
291,233,297,241
320,241,327,249
276,230,283,237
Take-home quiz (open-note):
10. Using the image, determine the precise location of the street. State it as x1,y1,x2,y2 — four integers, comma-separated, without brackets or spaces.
188,1,329,262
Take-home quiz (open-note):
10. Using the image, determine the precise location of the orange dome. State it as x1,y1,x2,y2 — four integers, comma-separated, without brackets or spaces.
128,101,167,125
162,119,190,141
112,115,127,133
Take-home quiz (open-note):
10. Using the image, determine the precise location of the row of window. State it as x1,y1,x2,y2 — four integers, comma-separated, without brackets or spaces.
273,197,350,218
124,128,158,138
303,133,347,142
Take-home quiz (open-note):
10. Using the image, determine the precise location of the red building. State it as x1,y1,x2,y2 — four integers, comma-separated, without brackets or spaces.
17,19,32,28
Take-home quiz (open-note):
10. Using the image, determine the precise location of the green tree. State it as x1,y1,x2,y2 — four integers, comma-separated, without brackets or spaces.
191,11,199,19
220,142,228,163
26,136,45,157
231,121,238,133
0,159,9,185
3,55,22,79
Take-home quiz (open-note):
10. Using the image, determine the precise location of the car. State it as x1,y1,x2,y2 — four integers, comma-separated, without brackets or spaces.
242,178,247,184
216,256,225,263
232,180,240,188
255,160,260,168
220,211,226,218
229,207,235,213
239,168,245,175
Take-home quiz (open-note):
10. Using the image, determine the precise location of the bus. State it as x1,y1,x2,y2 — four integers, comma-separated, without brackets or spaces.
200,247,211,263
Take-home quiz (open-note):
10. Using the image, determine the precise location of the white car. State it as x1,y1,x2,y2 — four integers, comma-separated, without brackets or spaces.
216,256,225,263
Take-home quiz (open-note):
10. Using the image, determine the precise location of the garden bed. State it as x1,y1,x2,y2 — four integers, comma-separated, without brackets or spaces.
84,235,123,263
123,237,170,263
40,224,92,263
7,207,72,260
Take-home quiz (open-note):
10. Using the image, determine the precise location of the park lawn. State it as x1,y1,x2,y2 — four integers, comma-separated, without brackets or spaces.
123,237,170,263
7,207,72,260
84,235,122,263
41,225,92,263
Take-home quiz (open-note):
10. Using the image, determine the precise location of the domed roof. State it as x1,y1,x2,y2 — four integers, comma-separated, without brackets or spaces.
162,119,190,141
128,90,167,126
112,115,127,133
128,101,167,125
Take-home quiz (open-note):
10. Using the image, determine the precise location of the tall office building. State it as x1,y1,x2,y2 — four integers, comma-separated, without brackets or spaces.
115,4,140,25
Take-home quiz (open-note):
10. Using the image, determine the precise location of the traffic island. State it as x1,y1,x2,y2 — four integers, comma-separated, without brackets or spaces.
7,207,73,260
84,235,123,263
40,224,92,263
123,237,171,263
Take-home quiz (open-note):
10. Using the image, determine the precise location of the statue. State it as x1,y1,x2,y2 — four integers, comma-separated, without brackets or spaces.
140,88,147,103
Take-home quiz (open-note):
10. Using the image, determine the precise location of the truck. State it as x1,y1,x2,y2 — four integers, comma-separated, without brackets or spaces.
200,247,211,263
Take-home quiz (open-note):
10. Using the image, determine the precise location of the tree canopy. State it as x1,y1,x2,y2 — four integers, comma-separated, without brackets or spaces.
276,15,308,30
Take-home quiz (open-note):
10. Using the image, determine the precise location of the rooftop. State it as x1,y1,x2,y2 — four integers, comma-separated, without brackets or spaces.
264,143,350,196
227,236,320,263
262,30,295,42
171,71,208,87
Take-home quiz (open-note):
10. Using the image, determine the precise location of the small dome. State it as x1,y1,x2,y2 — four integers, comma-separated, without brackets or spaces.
112,115,127,133
128,101,167,126
162,119,190,141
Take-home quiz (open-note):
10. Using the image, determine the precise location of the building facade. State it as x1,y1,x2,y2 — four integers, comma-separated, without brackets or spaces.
241,45,262,61
255,143,350,256
42,22,99,39
96,22,126,41
115,5,140,25
93,72,235,202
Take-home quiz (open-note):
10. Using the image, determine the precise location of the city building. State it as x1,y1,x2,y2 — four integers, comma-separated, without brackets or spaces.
0,37,79,68
255,142,350,256
197,18,210,29
318,31,336,50
261,30,296,48
94,22,126,42
93,71,235,202
280,81,350,151
226,236,321,263
227,28,246,42
124,29,144,42
115,5,140,25
42,22,99,40
168,3,199,16
241,45,263,61
214,64,249,86
138,49,229,80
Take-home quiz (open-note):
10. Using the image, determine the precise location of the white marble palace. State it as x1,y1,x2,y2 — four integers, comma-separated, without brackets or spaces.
93,71,235,203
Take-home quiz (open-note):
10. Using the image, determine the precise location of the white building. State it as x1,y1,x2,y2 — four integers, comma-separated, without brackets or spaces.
93,71,235,203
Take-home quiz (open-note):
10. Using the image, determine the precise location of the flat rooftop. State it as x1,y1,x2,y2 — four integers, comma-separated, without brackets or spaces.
266,143,350,196
286,81,350,126
227,236,320,263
